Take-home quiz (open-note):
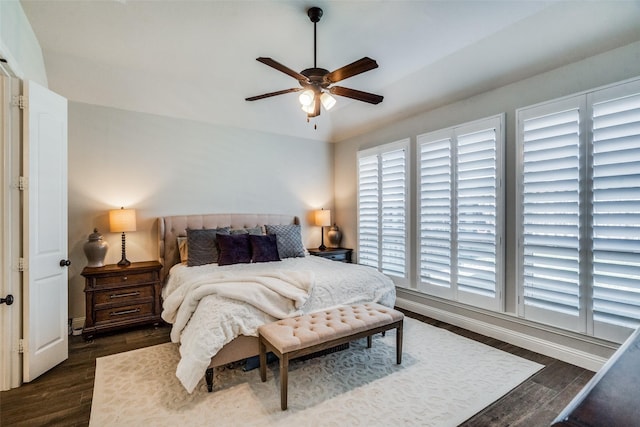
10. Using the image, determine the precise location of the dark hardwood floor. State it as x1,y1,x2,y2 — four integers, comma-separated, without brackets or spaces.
0,310,594,427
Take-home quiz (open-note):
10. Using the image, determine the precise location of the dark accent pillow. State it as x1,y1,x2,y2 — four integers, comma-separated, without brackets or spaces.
265,224,305,258
250,234,280,263
186,227,230,267
217,233,252,266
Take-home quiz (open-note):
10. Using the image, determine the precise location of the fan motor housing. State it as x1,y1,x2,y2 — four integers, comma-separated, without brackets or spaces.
301,67,331,88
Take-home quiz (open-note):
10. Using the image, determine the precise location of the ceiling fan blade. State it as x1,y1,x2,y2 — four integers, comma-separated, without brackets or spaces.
329,86,383,104
245,88,302,101
256,57,309,82
325,57,379,84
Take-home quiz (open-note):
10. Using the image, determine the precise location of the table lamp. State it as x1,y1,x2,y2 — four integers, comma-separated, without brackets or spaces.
314,208,331,251
109,207,137,266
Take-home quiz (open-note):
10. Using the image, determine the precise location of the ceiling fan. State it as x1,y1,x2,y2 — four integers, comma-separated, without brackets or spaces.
245,6,383,119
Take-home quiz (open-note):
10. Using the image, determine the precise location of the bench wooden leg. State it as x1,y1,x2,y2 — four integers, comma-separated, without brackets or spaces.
205,367,214,392
280,354,289,410
367,335,372,348
259,337,267,382
396,323,403,364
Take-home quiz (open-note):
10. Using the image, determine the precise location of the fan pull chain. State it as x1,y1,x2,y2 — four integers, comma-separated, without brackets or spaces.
305,115,318,130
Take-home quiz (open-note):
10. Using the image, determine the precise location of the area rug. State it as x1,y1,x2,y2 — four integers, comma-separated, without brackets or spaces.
90,317,543,426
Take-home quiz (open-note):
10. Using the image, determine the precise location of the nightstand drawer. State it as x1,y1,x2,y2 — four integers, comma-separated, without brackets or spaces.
94,302,154,324
307,248,353,263
94,271,156,287
324,253,347,262
93,285,154,305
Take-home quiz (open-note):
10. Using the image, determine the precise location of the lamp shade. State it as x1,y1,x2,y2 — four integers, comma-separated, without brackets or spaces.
315,209,331,227
109,208,137,233
299,89,315,107
320,92,336,110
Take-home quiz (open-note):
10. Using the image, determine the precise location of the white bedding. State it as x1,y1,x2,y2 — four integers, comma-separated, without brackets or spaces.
161,255,396,393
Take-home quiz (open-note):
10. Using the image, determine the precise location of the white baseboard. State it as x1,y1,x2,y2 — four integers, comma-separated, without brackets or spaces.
396,297,607,372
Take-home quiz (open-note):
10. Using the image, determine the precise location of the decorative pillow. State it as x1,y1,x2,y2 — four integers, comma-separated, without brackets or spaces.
230,226,263,235
217,233,252,266
177,236,188,262
265,224,305,258
250,234,280,263
186,227,230,267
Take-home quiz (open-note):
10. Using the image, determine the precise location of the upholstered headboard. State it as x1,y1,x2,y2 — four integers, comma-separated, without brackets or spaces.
157,213,299,282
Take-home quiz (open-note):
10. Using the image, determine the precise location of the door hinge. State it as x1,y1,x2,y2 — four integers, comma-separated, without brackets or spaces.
18,176,26,191
18,339,24,354
18,257,25,272
11,95,27,110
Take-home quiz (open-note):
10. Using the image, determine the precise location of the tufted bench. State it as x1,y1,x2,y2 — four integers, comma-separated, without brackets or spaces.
258,303,404,410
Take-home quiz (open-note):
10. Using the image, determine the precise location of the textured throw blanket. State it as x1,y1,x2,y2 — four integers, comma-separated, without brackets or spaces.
162,270,315,343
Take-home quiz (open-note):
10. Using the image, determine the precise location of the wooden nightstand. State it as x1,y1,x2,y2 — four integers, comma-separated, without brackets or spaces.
308,247,353,263
82,261,162,340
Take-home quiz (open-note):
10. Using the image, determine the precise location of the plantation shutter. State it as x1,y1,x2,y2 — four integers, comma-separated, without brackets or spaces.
357,140,409,285
357,154,379,269
418,134,453,298
456,126,500,306
381,149,407,277
519,98,583,332
590,88,640,341
418,115,504,310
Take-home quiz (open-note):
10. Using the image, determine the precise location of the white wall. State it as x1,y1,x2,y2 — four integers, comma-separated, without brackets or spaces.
334,40,640,364
0,0,47,84
67,102,334,319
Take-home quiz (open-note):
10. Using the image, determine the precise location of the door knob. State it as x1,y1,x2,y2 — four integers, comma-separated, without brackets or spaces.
1,295,13,305
59,259,71,267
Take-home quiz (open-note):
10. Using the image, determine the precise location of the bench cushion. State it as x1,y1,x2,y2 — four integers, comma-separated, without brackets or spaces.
258,303,404,354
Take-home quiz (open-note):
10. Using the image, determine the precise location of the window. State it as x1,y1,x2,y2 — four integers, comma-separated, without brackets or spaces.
517,79,640,343
357,139,409,285
417,115,505,311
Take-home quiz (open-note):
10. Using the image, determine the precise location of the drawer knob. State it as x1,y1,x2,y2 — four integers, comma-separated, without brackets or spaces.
122,276,128,281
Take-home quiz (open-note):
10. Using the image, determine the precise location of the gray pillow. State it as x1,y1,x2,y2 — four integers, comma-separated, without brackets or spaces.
265,224,305,258
186,227,230,266
230,226,263,235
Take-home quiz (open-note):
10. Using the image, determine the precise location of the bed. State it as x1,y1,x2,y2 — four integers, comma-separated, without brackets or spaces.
158,213,396,393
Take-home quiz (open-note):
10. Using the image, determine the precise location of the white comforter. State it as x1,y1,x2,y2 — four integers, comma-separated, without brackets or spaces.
162,255,396,393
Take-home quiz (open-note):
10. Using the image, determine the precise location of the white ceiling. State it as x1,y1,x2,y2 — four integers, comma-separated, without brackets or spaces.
20,0,640,142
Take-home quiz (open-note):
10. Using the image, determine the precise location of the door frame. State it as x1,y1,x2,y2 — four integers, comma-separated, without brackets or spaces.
0,75,23,391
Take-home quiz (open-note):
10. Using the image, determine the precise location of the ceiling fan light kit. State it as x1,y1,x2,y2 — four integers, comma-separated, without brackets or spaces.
246,6,383,123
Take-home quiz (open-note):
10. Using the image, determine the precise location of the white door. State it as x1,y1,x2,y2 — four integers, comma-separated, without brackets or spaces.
22,80,69,382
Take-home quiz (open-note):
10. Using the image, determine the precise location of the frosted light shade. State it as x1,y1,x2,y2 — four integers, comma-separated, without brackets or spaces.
298,90,315,106
301,104,315,114
315,209,331,227
320,92,336,110
109,208,137,233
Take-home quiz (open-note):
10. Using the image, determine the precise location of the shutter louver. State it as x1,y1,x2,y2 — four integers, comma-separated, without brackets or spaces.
456,128,498,298
419,137,453,288
592,92,640,330
521,108,581,319
358,155,379,268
